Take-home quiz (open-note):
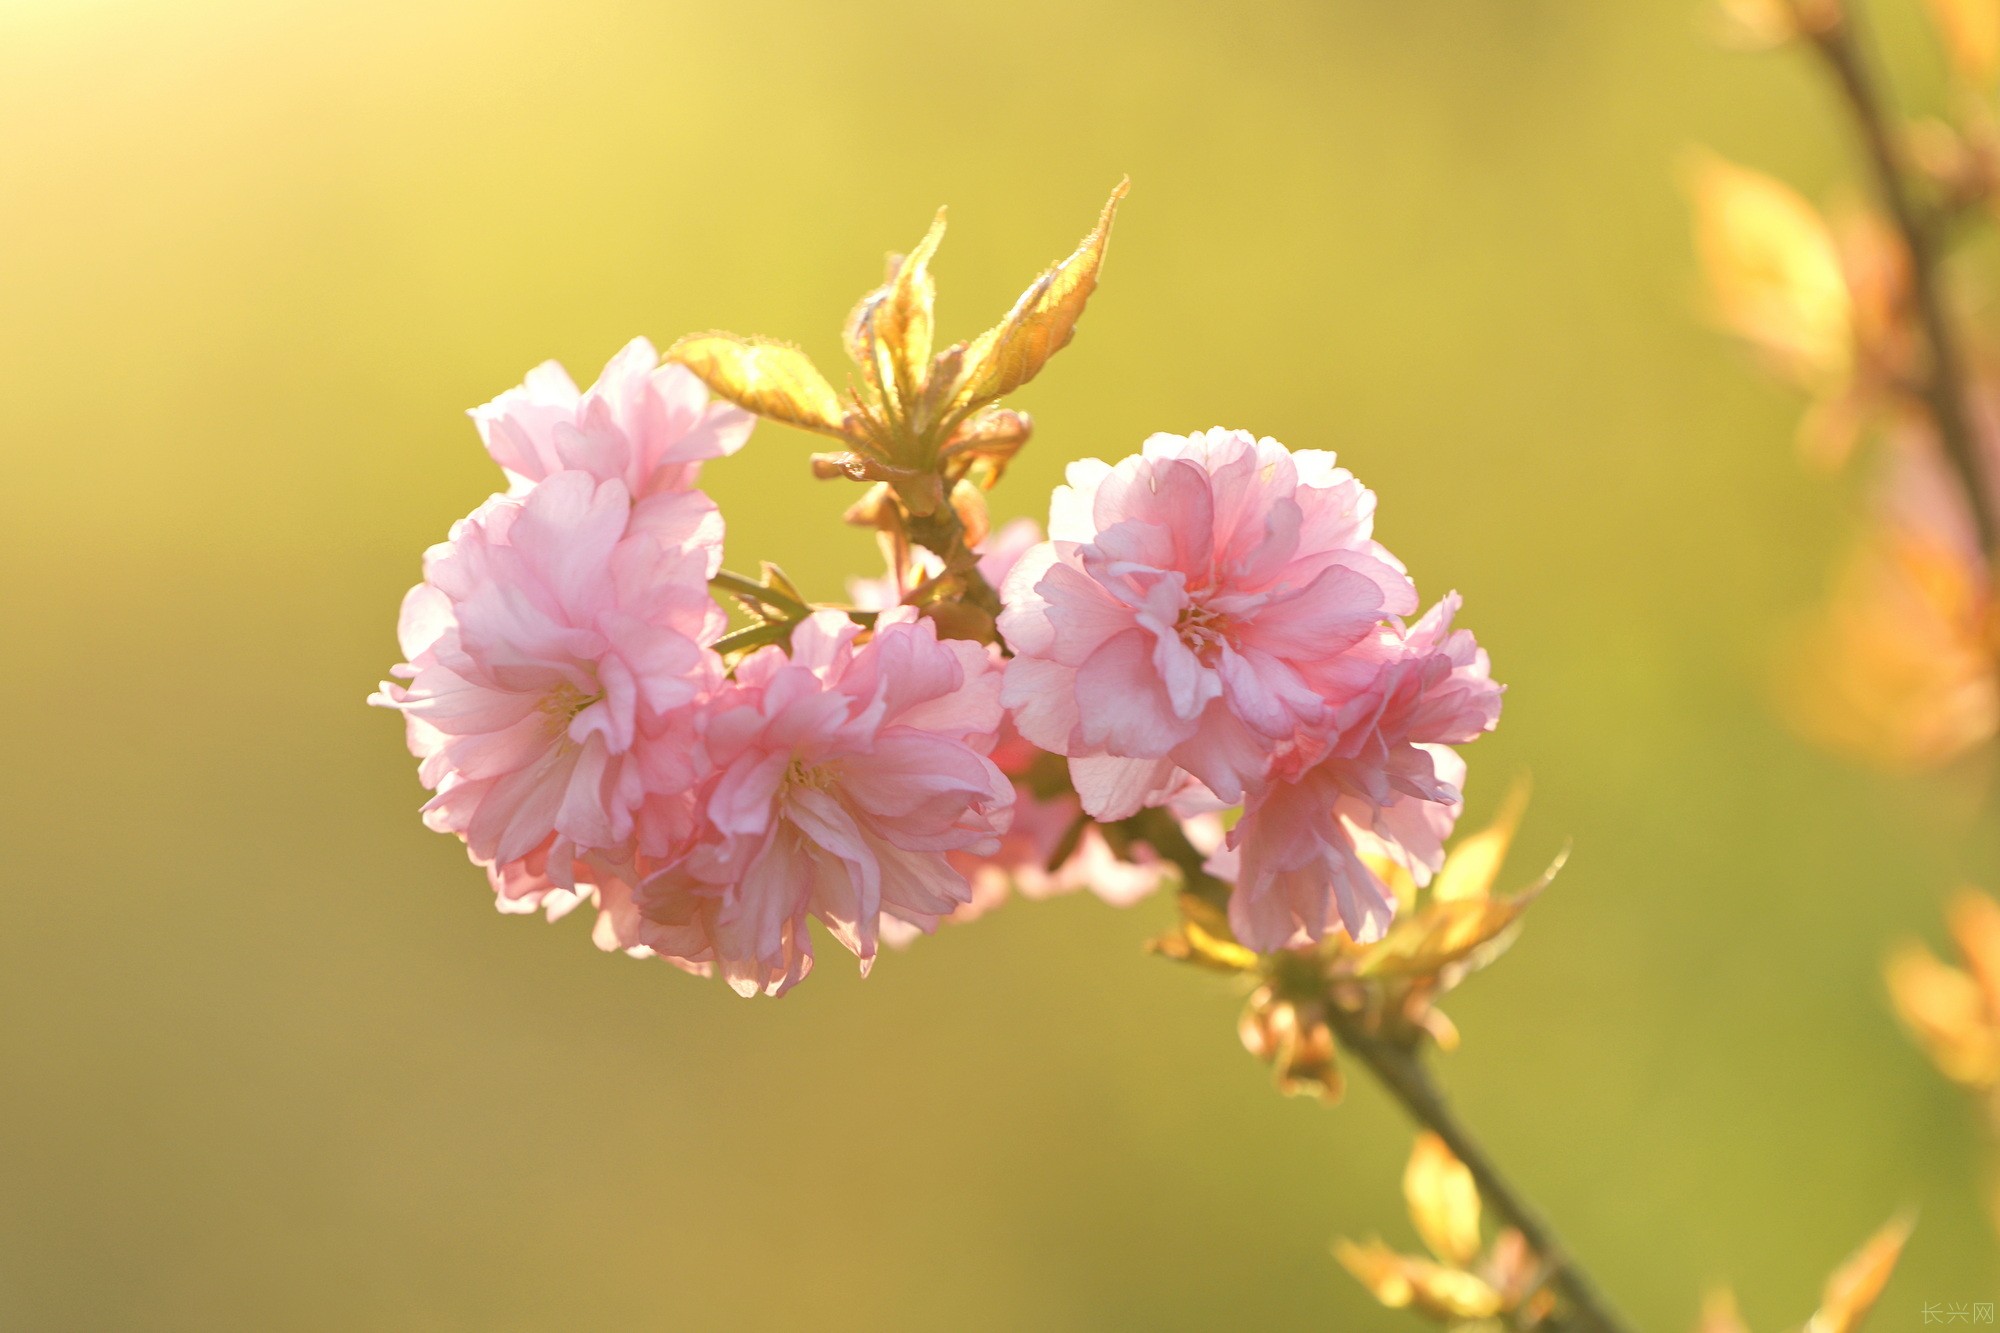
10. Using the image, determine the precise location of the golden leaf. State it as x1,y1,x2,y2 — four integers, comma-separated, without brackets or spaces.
1695,1287,1751,1333
1926,0,2000,84
1334,1237,1504,1321
1782,528,1999,771
1335,1237,1418,1308
1685,151,1852,387
1149,917,1258,973
947,179,1128,415
1949,889,2000,1019
1805,1214,1914,1333
666,333,851,440
1404,1133,1483,1268
1431,779,1530,904
876,210,944,406
1353,863,1552,981
845,210,947,419
1886,942,2000,1087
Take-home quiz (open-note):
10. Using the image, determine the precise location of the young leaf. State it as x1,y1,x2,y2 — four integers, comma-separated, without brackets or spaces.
1430,779,1530,903
1805,1214,1914,1333
875,210,945,406
1404,1133,1483,1268
948,179,1128,414
666,333,851,440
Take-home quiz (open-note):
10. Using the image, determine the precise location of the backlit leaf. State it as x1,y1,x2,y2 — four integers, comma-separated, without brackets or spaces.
1404,1133,1483,1268
1431,779,1530,903
948,179,1127,413
875,210,945,407
666,333,850,440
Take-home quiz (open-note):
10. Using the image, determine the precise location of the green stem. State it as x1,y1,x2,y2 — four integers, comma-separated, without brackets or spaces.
904,505,1002,623
709,570,810,620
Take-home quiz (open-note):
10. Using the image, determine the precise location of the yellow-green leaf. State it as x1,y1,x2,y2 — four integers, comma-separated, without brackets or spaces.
666,333,850,440
948,179,1127,413
1431,778,1530,903
1404,1133,1483,1268
876,209,945,407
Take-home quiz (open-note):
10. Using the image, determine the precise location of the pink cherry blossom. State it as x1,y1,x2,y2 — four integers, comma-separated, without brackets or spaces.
621,608,1014,996
920,722,1178,933
998,429,1417,820
1216,594,1503,950
371,470,725,898
471,337,753,500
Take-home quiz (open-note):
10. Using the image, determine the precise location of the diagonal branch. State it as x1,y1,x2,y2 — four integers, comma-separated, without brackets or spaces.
1804,4,1999,561
1123,806,1632,1333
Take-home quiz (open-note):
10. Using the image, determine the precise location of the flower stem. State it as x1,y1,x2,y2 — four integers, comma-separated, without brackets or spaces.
1325,1011,1633,1333
1804,3,2000,562
1123,806,1630,1333
903,505,1002,620
709,570,811,620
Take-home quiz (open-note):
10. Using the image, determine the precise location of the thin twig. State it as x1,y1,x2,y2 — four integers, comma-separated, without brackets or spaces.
709,570,810,620
1124,807,1631,1333
1805,4,1999,560
1328,1012,1633,1333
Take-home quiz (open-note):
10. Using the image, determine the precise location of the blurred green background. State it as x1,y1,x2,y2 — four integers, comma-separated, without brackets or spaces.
4,0,1997,1327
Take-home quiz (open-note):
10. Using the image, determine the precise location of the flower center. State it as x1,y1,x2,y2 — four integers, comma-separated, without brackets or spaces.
540,682,602,736
1176,603,1230,664
785,756,835,792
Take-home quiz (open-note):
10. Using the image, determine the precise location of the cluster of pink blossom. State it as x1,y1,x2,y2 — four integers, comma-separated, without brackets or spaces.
999,429,1502,950
376,350,1499,992
374,340,1017,995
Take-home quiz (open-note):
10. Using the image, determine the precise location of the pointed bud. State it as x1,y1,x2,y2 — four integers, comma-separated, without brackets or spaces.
1805,1214,1914,1333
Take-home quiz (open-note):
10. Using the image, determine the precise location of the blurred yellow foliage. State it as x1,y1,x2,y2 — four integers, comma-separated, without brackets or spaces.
1688,151,1853,390
1785,528,1998,771
1686,150,1917,469
1696,1216,1910,1333
1925,0,2000,85
1335,1134,1554,1327
1804,1215,1914,1333
1887,889,2000,1091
